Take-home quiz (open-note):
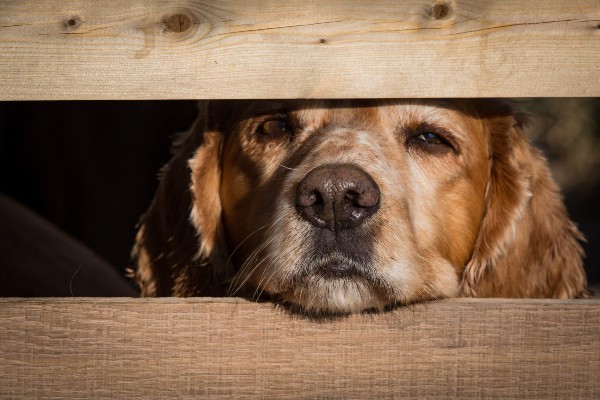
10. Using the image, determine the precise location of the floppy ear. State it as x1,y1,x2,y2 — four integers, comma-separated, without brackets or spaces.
459,102,589,299
132,101,232,297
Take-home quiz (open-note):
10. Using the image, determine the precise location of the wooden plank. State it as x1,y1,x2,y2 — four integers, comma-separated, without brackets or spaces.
0,0,599,100
1,298,599,398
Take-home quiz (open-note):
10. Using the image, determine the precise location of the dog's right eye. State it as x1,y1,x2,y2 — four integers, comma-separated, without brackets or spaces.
259,119,292,137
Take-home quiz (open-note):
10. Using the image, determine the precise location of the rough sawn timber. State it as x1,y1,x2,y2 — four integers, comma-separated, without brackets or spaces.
1,298,599,398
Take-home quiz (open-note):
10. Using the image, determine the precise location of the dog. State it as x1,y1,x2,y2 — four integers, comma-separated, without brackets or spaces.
132,99,589,314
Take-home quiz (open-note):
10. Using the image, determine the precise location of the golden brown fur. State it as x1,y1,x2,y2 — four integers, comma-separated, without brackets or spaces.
133,99,589,313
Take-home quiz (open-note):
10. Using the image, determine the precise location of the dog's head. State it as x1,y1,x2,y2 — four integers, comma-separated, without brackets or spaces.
133,99,588,313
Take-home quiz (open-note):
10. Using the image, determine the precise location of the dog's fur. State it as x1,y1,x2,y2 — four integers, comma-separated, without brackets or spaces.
133,100,589,314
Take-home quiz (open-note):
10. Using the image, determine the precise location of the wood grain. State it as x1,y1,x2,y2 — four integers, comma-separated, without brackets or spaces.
0,0,599,100
1,298,599,398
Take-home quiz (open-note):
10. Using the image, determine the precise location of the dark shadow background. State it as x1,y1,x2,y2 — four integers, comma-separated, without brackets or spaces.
0,101,198,284
0,100,598,287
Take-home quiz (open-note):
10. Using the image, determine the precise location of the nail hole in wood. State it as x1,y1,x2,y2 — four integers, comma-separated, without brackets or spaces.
65,16,81,29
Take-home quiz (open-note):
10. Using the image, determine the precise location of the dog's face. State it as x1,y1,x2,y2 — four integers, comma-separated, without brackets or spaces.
134,99,588,314
219,100,489,312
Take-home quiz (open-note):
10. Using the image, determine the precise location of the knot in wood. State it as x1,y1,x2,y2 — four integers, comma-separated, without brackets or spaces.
164,13,193,33
431,2,452,20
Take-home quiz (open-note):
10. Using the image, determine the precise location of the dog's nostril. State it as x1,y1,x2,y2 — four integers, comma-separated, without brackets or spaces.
311,191,324,206
344,191,358,205
297,190,322,207
344,189,378,208
296,163,380,230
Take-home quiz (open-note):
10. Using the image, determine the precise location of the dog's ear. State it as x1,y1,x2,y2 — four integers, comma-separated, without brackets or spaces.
459,101,589,299
132,101,233,296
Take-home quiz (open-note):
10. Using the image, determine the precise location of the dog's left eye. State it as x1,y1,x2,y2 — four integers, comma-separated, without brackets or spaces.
407,129,456,155
260,119,292,137
414,132,447,145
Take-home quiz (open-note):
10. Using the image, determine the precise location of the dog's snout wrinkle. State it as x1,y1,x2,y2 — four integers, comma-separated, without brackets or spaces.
296,163,380,231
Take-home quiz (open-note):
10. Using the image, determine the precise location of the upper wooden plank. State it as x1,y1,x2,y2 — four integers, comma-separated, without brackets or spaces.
0,0,599,100
1,298,599,398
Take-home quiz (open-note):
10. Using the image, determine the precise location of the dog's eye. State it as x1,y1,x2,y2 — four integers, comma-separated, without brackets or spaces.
415,132,446,145
408,129,455,155
260,119,292,137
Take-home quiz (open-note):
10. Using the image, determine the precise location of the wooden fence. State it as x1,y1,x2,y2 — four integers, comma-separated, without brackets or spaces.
1,0,599,99
1,0,599,398
1,298,600,399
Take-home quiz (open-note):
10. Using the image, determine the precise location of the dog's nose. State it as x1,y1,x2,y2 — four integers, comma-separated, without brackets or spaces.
296,163,380,230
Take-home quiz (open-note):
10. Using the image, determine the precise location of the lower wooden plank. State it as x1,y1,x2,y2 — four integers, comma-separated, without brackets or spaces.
0,298,599,399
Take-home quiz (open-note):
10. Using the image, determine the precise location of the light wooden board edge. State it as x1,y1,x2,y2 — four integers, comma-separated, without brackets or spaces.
0,0,599,100
1,298,599,399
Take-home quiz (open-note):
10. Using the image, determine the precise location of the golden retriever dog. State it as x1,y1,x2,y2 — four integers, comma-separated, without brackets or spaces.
132,99,589,314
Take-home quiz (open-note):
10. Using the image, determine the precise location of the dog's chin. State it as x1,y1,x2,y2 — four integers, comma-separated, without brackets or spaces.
277,273,391,315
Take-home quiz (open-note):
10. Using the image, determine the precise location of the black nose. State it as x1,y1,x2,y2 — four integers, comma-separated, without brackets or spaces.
296,163,380,230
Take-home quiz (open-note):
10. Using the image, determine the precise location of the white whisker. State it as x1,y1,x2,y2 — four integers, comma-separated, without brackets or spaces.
253,252,285,300
225,223,270,269
229,233,281,296
226,216,286,295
